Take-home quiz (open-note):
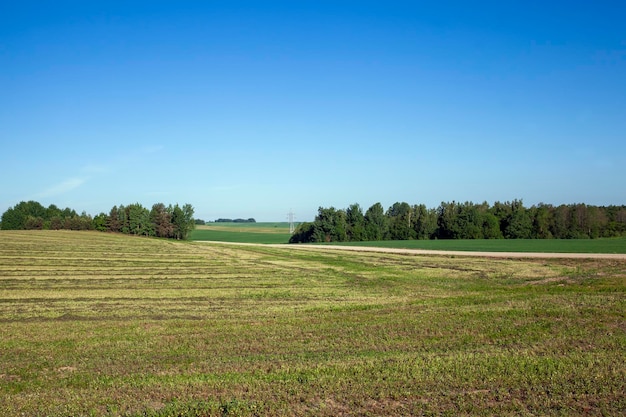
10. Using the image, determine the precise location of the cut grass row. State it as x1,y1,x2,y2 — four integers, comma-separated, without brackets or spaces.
0,230,625,416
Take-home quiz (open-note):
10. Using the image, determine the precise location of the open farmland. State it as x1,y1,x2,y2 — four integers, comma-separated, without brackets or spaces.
192,223,292,244
325,237,626,254
1,231,625,416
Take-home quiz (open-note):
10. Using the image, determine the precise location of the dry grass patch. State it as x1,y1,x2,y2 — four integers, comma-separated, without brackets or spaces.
0,230,624,416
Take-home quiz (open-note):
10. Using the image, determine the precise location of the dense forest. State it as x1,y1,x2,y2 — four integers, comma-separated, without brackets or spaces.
290,200,626,243
1,201,196,240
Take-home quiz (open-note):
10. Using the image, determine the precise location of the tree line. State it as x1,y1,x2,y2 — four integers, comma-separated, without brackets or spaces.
289,200,626,243
1,201,196,240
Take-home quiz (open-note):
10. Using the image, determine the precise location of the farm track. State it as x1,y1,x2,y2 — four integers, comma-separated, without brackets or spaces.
198,240,626,259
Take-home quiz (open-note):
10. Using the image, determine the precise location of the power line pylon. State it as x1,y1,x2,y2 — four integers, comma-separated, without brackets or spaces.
287,210,296,234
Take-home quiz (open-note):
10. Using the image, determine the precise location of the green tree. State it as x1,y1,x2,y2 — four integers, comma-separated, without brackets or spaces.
490,201,511,237
126,203,153,236
81,212,94,230
412,204,438,240
312,206,347,242
25,201,47,219
604,206,626,237
49,216,64,230
454,202,483,239
436,201,458,239
107,206,121,233
364,203,388,241
1,207,25,230
118,205,130,234
532,204,553,239
181,204,196,239
550,205,571,239
346,203,366,241
481,212,502,239
46,204,65,222
504,200,532,239
289,222,315,243
1,201,47,230
586,205,606,238
93,213,108,232
387,202,414,240
24,216,44,230
61,207,77,218
150,203,174,238
171,203,195,240
64,213,93,230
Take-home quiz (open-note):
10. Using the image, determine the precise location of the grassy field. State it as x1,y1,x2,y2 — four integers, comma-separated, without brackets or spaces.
1,230,625,416
328,237,626,254
192,223,292,244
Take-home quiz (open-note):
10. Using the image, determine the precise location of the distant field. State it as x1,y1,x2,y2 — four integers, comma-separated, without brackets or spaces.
192,222,292,244
198,222,291,232
328,236,626,254
1,230,625,416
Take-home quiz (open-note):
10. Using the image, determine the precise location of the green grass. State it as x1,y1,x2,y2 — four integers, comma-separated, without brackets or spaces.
325,236,626,253
191,222,292,244
1,230,625,416
205,222,291,230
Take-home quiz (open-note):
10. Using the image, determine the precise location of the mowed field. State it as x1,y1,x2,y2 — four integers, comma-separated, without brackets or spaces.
1,231,625,416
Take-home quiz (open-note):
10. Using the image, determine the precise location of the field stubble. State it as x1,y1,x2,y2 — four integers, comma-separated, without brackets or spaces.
0,230,624,416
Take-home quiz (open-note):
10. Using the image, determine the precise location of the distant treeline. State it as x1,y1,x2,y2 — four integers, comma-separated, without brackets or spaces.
1,200,196,240
290,200,626,243
215,218,256,223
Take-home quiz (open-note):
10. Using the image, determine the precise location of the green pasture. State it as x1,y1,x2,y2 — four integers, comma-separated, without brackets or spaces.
0,230,625,416
192,222,292,244
328,236,626,253
201,222,290,231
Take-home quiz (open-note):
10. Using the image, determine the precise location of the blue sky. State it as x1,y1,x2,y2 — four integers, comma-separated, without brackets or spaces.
1,1,624,221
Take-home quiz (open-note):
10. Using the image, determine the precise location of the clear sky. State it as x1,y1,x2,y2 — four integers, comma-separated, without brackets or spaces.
1,1,625,222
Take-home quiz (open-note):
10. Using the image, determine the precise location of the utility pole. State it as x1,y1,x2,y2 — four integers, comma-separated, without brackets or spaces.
287,209,295,234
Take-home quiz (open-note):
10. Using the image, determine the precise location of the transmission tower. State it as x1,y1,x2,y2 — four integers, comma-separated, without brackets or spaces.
287,209,296,234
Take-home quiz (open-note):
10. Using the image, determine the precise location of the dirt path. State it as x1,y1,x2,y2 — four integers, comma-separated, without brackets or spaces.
196,241,626,260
